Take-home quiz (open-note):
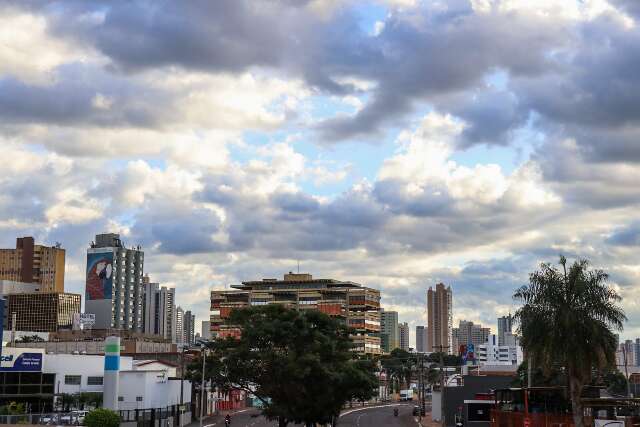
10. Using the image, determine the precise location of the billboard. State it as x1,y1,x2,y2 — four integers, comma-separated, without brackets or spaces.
73,313,96,330
86,251,114,300
0,348,43,372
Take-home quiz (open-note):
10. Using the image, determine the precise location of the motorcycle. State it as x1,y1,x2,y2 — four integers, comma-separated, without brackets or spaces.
225,414,231,426
393,408,399,417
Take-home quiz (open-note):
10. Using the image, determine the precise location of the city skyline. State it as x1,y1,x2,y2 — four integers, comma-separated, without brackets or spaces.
2,1,640,345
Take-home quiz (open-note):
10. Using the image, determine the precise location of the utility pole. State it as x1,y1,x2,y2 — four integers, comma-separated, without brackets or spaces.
179,346,185,427
435,345,450,427
199,345,207,427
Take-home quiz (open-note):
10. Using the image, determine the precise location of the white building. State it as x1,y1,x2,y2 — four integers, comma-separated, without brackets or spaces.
42,353,191,410
175,306,184,344
142,278,177,341
477,334,522,366
398,322,409,351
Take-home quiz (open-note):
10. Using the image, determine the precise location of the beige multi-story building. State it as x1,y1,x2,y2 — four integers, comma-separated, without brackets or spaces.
0,237,65,292
427,283,453,354
6,292,81,332
398,322,410,351
452,320,490,353
210,272,381,355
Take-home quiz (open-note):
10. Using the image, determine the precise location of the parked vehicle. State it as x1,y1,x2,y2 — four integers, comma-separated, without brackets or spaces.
400,389,413,401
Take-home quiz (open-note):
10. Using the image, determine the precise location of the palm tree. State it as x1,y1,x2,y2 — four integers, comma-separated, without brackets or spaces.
513,256,626,427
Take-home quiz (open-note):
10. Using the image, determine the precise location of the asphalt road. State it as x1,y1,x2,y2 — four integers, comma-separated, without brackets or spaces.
201,404,418,427
337,404,417,427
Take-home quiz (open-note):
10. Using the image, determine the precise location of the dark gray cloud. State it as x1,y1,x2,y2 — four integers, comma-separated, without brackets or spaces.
607,223,640,247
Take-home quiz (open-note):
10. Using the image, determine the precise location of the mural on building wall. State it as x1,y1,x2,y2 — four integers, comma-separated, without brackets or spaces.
86,252,114,300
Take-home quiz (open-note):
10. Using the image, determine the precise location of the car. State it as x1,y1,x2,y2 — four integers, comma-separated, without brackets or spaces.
38,414,59,425
412,405,426,416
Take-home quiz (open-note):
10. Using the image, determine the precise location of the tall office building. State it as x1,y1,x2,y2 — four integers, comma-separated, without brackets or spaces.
399,322,410,351
184,310,195,346
201,321,211,340
175,306,185,344
85,233,144,331
0,237,65,292
416,325,427,353
212,273,381,355
497,314,513,346
452,320,491,352
380,310,399,354
427,283,453,354
636,339,640,367
157,286,176,341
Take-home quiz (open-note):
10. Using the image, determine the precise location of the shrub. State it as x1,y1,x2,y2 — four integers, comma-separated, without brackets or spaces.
84,408,120,427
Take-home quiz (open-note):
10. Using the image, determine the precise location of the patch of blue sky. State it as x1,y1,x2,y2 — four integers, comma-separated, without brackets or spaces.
352,2,388,35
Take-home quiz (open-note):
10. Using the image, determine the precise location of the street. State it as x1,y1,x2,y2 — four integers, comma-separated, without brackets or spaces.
200,404,417,427
337,404,416,427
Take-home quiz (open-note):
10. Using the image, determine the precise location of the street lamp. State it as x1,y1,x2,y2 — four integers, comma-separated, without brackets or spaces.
199,344,207,427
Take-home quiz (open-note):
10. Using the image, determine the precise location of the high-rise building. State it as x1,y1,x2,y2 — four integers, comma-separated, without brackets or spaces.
142,275,158,335
380,310,399,354
0,237,65,292
427,283,453,354
85,233,144,331
635,339,640,367
184,310,195,346
416,325,427,353
497,314,513,346
201,321,211,340
452,320,491,353
7,292,80,332
399,322,410,351
175,306,185,344
617,339,637,368
477,334,522,366
156,286,176,341
211,272,381,355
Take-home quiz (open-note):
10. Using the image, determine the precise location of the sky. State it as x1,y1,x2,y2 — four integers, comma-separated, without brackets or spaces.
2,0,640,346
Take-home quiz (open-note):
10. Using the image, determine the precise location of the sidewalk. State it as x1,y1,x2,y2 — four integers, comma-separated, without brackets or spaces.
418,413,441,427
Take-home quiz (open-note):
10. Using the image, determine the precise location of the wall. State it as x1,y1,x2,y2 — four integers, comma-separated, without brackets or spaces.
442,375,514,427
119,372,190,410
43,354,133,395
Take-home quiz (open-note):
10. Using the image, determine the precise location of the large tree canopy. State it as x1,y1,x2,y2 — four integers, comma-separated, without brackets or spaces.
193,305,377,426
514,256,626,427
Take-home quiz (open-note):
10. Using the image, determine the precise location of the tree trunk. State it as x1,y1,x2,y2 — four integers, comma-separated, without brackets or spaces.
569,377,584,427
278,415,288,427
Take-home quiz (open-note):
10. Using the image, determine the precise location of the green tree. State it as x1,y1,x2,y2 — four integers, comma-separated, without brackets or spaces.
380,348,415,392
514,256,625,427
84,408,120,427
194,305,377,426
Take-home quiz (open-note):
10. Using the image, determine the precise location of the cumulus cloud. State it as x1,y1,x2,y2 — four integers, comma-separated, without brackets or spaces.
3,0,640,343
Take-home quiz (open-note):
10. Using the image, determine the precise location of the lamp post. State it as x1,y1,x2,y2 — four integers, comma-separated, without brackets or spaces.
199,345,206,427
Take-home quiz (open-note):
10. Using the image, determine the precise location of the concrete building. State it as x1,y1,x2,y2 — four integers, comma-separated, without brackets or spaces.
211,272,381,355
617,339,637,368
184,310,195,346
0,237,65,292
452,320,490,353
497,315,513,346
201,321,211,340
416,325,427,353
427,283,453,354
175,306,184,344
142,277,177,341
7,292,81,332
398,322,409,351
142,275,158,335
477,334,522,366
380,310,399,354
85,233,144,331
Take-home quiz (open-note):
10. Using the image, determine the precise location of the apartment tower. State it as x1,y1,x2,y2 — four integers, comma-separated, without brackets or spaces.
380,310,399,354
0,237,65,292
399,322,410,351
497,314,513,346
85,233,144,331
416,325,427,353
427,283,453,353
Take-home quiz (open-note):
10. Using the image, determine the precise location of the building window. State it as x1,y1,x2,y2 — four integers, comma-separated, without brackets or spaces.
118,396,124,402
136,396,143,402
87,376,103,385
64,375,81,385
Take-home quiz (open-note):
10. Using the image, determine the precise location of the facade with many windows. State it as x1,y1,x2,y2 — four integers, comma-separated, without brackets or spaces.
210,273,381,355
0,237,65,293
7,292,81,332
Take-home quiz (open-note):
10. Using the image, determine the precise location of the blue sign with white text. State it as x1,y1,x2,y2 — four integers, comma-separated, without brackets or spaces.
0,352,43,372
